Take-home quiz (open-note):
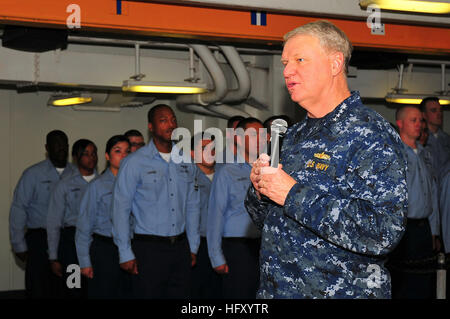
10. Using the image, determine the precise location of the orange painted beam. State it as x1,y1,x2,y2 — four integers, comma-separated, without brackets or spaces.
0,0,449,54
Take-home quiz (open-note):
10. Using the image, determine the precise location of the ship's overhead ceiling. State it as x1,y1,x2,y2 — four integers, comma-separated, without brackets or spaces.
0,0,449,55
165,0,450,26
0,0,449,74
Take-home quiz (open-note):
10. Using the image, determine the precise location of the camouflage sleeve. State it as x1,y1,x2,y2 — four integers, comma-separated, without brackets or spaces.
283,139,407,256
244,185,273,230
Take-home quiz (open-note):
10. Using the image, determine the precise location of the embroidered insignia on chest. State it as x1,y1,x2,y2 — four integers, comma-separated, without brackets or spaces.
306,159,330,172
314,152,331,160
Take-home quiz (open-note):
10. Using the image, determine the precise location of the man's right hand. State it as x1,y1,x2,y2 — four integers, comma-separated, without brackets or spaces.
120,259,138,275
214,264,229,274
50,260,63,277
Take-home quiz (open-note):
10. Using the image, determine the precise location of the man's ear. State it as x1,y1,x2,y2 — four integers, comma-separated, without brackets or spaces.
148,122,153,133
45,144,49,153
105,152,110,162
396,119,403,130
330,51,345,76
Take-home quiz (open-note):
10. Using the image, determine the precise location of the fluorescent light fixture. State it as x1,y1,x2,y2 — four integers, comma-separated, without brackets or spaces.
48,92,92,106
360,0,450,14
122,80,208,94
385,93,450,105
386,62,450,106
122,43,208,94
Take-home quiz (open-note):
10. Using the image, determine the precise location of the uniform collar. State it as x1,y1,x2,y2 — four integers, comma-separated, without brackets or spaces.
46,158,70,171
146,138,190,164
72,168,98,180
146,138,160,159
104,167,115,180
436,128,446,137
230,151,252,168
321,91,361,134
415,142,424,153
146,138,170,161
197,167,214,184
292,91,361,136
45,158,57,171
402,142,422,155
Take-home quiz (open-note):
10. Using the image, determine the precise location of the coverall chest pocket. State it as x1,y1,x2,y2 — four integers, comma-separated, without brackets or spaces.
99,192,113,213
67,188,82,210
141,171,163,201
237,177,250,192
176,165,194,183
35,180,52,204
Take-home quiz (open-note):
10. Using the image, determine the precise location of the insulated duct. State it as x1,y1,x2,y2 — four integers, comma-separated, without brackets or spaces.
175,44,229,118
176,44,228,108
216,45,251,104
203,45,253,118
176,44,252,119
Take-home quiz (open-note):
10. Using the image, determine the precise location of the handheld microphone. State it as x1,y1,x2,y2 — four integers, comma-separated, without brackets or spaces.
270,119,288,168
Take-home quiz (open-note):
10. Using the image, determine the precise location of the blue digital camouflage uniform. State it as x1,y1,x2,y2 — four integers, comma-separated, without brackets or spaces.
245,91,408,299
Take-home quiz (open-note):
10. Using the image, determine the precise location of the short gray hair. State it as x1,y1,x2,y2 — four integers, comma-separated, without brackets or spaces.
284,20,353,74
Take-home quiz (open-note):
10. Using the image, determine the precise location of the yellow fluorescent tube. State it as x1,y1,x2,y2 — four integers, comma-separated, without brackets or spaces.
123,85,207,94
386,97,450,105
360,0,450,14
51,97,92,106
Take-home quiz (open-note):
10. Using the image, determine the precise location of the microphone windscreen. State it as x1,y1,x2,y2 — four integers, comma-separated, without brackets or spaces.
270,119,288,134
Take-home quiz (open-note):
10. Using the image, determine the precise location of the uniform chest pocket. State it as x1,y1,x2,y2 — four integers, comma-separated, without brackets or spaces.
67,188,82,209
35,180,52,204
176,165,194,183
99,192,113,212
142,170,163,185
141,171,164,201
236,177,250,192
